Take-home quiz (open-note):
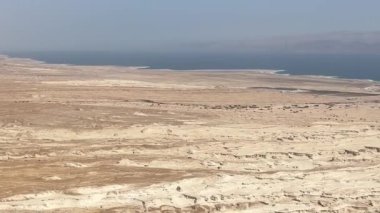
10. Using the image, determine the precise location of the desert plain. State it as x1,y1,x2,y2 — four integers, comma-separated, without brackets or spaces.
0,55,380,212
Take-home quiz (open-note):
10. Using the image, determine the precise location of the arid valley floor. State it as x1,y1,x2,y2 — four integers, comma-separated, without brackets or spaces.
0,55,380,212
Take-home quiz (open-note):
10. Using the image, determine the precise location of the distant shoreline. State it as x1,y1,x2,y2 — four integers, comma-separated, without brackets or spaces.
1,53,379,83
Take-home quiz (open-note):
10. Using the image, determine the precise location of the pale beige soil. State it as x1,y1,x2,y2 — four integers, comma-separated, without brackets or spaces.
0,55,379,212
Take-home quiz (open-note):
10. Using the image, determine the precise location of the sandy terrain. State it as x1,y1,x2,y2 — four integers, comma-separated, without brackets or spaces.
0,55,379,212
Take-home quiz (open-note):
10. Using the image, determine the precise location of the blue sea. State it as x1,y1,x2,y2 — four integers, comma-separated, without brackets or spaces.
5,52,380,81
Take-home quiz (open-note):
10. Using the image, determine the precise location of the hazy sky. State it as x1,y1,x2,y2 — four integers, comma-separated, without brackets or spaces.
1,0,380,53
